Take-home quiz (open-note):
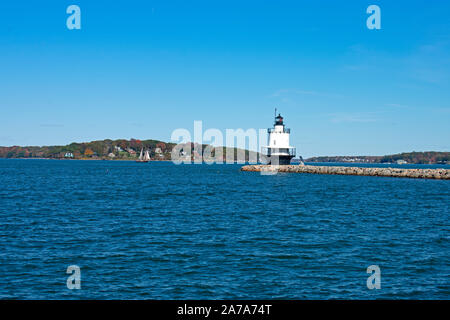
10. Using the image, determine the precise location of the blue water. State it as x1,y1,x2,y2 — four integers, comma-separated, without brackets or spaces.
0,159,448,299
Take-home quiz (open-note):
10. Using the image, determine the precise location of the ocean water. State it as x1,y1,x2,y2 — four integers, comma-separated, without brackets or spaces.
0,159,448,299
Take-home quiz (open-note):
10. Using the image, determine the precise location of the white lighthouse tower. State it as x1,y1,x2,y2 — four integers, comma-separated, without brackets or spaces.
262,110,296,165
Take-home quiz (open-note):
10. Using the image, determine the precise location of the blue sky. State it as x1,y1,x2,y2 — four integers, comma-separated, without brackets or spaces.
0,0,449,157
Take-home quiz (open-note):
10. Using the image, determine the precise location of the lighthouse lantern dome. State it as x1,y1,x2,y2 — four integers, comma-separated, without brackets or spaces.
275,114,284,126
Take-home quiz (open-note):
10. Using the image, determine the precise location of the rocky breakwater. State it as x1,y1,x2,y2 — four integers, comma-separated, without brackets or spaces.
241,165,450,180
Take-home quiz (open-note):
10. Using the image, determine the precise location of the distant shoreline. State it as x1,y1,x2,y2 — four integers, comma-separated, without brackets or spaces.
1,139,448,165
0,138,258,163
305,152,450,165
0,157,173,162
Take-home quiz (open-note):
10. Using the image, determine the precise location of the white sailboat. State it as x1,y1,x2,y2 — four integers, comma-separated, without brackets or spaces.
136,148,150,163
144,150,150,161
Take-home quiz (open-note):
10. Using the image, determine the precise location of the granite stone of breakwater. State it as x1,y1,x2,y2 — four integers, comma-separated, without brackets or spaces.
241,164,450,180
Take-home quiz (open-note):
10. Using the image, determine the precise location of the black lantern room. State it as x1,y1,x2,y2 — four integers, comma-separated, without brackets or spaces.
275,113,284,126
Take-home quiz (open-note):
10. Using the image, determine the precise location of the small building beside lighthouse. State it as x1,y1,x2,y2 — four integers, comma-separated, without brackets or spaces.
262,111,296,165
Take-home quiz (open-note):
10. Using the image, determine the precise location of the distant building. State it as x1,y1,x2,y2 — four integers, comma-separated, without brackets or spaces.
127,148,136,155
64,152,74,158
396,159,407,164
155,147,162,154
108,153,116,158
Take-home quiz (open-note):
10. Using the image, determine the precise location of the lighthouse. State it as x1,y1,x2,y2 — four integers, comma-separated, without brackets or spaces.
262,110,296,165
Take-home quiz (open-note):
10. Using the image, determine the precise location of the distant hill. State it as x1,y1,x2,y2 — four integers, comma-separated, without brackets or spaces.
0,138,259,162
2,142,446,165
305,152,450,165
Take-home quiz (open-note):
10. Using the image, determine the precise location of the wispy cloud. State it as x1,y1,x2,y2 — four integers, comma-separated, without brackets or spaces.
39,124,64,128
385,103,409,109
341,40,450,84
328,112,378,123
270,89,318,98
431,107,450,114
406,42,450,84
0,136,15,144
269,88,343,99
